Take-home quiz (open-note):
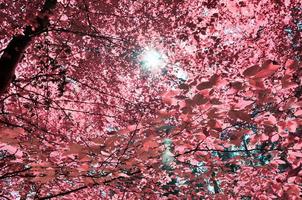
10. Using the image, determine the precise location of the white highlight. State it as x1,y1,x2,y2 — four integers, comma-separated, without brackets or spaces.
141,48,166,71
173,64,188,80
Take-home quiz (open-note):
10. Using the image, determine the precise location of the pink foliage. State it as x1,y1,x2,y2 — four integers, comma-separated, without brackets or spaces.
0,0,302,199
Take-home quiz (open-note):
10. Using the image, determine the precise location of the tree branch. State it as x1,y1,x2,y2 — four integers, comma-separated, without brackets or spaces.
38,185,90,200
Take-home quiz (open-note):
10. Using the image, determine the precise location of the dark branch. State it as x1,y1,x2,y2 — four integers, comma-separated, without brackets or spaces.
38,185,90,200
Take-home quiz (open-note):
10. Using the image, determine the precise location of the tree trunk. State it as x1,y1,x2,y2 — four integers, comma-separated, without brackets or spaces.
0,0,57,94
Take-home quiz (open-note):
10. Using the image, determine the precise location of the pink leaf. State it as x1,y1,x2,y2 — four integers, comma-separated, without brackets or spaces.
271,134,279,142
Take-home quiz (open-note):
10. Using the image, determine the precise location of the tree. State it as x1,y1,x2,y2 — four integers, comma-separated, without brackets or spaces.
0,0,302,199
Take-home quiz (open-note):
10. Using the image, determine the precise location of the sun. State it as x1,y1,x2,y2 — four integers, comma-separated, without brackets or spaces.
140,48,167,72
